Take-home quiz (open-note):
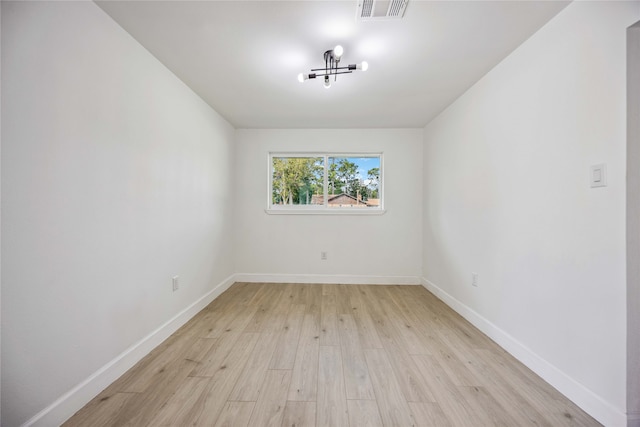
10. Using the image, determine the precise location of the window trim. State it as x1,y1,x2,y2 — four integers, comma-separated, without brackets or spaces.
266,152,385,215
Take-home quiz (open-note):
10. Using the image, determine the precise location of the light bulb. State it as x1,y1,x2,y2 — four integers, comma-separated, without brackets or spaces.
361,61,369,71
333,45,344,58
324,75,331,89
298,73,317,82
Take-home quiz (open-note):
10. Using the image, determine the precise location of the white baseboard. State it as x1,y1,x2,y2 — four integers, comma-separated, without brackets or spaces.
25,274,237,427
25,274,628,427
421,277,627,427
235,273,421,285
23,273,416,426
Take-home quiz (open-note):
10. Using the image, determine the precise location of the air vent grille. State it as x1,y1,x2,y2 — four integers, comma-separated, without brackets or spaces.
357,0,408,21
361,0,374,19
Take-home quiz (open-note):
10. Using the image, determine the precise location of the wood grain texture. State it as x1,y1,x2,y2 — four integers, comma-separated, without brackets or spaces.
170,332,259,426
348,399,384,427
62,392,136,427
365,348,417,426
282,401,316,427
288,313,320,402
247,369,291,427
214,401,255,427
146,376,212,426
317,345,349,427
228,332,280,401
320,294,340,346
408,401,451,427
270,303,306,369
337,314,375,400
63,283,601,427
347,286,383,350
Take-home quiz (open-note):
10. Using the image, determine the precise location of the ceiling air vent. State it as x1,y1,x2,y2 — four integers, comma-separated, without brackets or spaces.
357,0,408,21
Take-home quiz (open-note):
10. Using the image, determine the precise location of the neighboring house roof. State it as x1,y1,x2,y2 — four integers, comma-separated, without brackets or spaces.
327,193,363,206
310,193,379,207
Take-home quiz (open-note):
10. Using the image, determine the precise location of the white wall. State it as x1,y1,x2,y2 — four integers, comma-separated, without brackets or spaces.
627,20,640,427
422,2,639,426
1,2,236,426
0,3,3,424
236,129,422,284
3,0,637,425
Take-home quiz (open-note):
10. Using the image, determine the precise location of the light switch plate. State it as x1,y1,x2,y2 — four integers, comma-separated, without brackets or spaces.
590,164,607,188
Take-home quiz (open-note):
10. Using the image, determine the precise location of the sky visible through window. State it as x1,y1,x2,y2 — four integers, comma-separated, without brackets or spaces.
341,157,380,186
328,156,380,192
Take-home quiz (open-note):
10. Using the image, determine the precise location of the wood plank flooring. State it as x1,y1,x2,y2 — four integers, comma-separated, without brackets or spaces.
64,283,601,426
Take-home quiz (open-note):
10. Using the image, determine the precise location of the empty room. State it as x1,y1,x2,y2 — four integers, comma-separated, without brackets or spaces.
2,0,639,426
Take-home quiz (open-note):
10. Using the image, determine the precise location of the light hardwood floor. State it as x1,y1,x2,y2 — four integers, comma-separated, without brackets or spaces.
64,283,601,426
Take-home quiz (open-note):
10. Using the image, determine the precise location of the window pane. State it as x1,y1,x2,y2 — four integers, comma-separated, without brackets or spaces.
272,157,324,205
327,156,380,208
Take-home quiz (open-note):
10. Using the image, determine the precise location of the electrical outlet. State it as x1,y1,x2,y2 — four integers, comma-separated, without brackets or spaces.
321,251,327,260
472,273,478,287
172,276,179,292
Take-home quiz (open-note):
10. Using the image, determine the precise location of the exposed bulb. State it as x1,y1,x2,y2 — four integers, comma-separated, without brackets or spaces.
324,75,331,89
354,62,369,71
298,73,305,83
333,45,344,58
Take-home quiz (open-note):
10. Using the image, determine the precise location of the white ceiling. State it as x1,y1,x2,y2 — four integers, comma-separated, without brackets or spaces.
96,0,570,129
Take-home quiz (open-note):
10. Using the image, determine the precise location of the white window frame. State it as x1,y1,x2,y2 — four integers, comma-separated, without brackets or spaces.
266,152,385,215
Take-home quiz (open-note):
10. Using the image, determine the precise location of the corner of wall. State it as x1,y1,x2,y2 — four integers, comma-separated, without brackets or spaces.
421,278,628,427
627,18,640,427
23,274,237,427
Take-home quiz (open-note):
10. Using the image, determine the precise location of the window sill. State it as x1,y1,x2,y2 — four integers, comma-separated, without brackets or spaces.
265,208,386,216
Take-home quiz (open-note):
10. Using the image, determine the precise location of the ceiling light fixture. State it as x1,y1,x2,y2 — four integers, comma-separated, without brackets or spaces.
297,45,368,88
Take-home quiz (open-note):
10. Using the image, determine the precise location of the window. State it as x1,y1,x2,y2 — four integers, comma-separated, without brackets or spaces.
268,153,383,214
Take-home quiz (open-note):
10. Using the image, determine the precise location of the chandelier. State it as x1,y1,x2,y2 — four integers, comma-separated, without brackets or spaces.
297,45,368,89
